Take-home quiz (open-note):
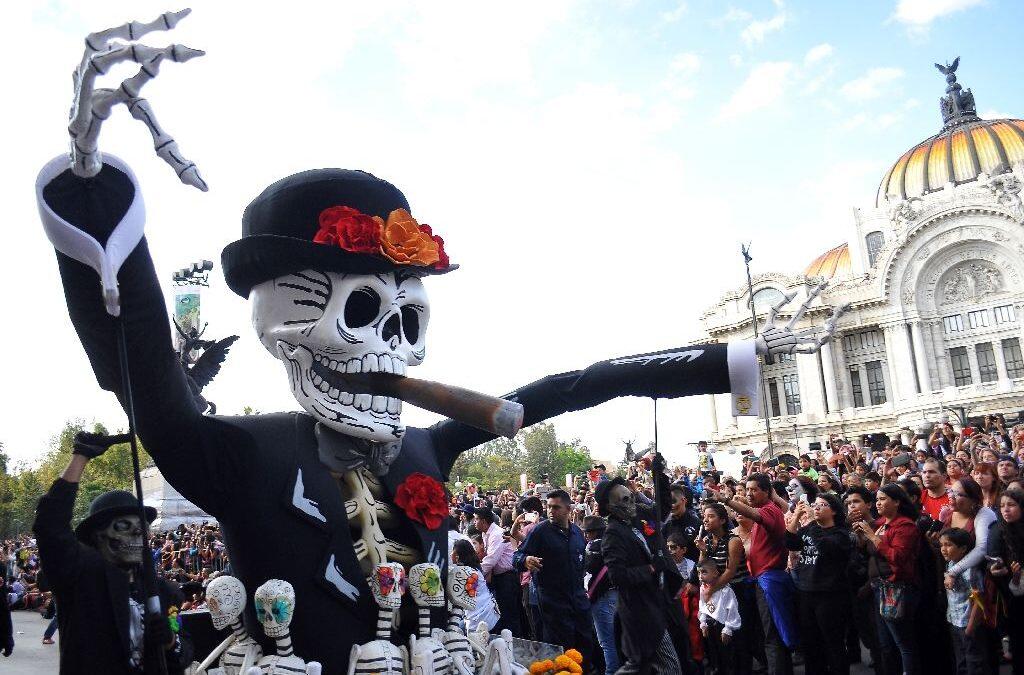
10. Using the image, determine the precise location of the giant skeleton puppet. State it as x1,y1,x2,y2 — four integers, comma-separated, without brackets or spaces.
37,10,846,673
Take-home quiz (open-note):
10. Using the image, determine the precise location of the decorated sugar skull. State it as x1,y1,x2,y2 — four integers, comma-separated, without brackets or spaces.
206,575,247,630
369,562,407,610
224,169,455,447
445,564,479,611
254,579,296,638
409,562,444,608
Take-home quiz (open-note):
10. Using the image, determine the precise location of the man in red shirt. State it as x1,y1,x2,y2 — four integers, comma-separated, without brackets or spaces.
714,473,795,675
919,457,950,521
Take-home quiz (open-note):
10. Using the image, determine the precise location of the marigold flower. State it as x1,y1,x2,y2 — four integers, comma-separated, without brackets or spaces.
380,209,440,267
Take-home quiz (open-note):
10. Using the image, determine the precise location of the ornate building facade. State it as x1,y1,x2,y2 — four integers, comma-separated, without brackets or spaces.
702,61,1024,457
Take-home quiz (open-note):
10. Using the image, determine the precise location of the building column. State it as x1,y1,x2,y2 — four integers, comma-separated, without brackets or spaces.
910,321,932,392
708,394,719,433
882,324,909,401
927,320,953,388
833,337,852,409
796,352,826,418
820,339,839,412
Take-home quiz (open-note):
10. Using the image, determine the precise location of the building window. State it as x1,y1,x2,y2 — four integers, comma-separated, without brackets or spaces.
994,305,1016,324
949,346,972,386
850,366,864,408
767,378,782,417
865,360,886,405
967,310,990,329
782,373,801,414
976,343,997,383
943,315,964,333
842,329,882,352
1003,338,1024,378
751,287,786,312
865,231,884,266
776,352,795,363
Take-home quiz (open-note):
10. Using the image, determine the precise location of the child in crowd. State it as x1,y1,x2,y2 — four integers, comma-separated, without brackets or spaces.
697,559,741,675
940,528,989,675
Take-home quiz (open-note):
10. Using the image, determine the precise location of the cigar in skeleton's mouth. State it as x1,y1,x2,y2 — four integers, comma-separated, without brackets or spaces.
321,370,524,439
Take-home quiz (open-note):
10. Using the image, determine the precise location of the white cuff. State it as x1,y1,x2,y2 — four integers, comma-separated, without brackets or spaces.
727,340,761,417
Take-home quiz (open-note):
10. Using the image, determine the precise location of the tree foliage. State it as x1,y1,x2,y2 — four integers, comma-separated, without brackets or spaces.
448,422,592,492
0,421,149,539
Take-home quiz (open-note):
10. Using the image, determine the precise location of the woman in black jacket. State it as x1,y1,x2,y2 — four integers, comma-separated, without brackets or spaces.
785,491,853,675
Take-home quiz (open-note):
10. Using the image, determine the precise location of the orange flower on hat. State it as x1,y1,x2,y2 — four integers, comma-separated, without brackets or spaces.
380,209,440,267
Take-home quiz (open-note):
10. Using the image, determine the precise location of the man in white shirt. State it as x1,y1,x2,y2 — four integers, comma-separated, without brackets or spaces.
474,507,521,636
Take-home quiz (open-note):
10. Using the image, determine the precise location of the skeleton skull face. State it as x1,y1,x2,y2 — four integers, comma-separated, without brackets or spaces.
408,563,444,608
369,562,407,610
95,514,144,568
445,565,478,611
206,575,246,630
254,579,295,638
251,269,429,442
786,478,804,502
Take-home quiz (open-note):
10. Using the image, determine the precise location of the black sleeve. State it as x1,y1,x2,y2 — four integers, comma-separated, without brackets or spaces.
602,528,654,590
32,480,83,595
785,529,803,551
432,342,737,476
0,578,11,652
42,165,244,516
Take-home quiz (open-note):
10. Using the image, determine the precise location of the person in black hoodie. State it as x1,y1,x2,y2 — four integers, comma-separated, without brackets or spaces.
785,491,852,675
843,486,881,673
0,574,12,657
583,515,616,675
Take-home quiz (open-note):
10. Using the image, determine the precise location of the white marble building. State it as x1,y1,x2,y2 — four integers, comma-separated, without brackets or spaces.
702,62,1024,457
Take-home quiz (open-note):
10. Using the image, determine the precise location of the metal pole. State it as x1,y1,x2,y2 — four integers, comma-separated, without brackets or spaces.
742,244,774,455
116,316,168,675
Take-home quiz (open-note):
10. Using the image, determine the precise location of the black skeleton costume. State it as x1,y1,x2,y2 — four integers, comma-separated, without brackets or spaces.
36,10,843,674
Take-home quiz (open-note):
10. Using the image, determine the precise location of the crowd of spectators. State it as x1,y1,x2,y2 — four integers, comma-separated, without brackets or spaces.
449,412,1024,675
1,520,230,648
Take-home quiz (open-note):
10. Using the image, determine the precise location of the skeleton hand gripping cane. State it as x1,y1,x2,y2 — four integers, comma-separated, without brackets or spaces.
755,281,848,363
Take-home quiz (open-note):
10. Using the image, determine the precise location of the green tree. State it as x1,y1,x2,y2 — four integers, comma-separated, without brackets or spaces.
522,423,558,481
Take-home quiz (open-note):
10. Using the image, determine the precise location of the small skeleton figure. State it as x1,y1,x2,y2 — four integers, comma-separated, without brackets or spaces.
347,563,409,675
443,565,480,675
248,579,321,675
205,575,262,675
477,630,528,675
408,563,453,675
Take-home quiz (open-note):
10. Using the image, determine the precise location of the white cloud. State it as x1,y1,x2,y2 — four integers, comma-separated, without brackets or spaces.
891,0,985,32
718,61,794,121
729,54,744,68
660,2,688,23
670,52,701,76
713,7,753,25
662,52,701,100
840,67,904,101
981,109,1013,119
804,43,834,65
741,12,786,47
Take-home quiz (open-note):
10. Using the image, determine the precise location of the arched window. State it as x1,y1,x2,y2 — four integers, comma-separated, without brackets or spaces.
751,287,786,311
866,231,884,266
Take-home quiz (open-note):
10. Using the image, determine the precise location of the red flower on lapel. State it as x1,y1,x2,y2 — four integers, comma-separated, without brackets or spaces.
642,521,655,537
394,472,448,530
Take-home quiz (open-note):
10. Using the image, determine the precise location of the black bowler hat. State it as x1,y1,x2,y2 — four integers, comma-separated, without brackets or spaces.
222,168,457,298
75,490,156,542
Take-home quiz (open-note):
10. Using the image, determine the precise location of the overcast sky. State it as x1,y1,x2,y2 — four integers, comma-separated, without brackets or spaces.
3,0,1022,473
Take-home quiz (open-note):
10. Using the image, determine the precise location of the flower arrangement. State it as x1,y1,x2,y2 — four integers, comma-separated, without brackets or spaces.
394,473,450,530
314,205,450,270
529,648,583,675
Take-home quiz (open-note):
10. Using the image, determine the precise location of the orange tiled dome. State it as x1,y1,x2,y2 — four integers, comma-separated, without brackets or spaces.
876,118,1024,207
804,243,851,280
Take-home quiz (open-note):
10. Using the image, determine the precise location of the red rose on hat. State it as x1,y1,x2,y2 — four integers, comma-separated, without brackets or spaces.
394,472,448,530
314,206,383,254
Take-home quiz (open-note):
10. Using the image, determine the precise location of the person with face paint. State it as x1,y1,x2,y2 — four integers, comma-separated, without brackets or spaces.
596,477,683,674
32,432,193,675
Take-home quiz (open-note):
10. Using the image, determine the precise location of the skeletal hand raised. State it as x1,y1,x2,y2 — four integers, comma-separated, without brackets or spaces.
68,8,207,190
755,282,848,363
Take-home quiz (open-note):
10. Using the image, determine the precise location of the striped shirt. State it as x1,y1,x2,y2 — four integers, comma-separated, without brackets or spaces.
703,532,750,584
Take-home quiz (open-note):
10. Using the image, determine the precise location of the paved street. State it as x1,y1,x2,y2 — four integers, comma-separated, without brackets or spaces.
4,612,60,674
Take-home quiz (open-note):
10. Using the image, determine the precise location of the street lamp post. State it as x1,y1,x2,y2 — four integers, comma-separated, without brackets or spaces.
742,243,774,455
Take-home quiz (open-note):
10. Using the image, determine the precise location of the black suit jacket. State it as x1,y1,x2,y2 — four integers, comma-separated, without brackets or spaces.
601,518,682,659
33,480,192,675
40,160,751,672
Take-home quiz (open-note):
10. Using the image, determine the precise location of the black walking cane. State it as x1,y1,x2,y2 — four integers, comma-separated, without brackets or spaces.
115,315,169,675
